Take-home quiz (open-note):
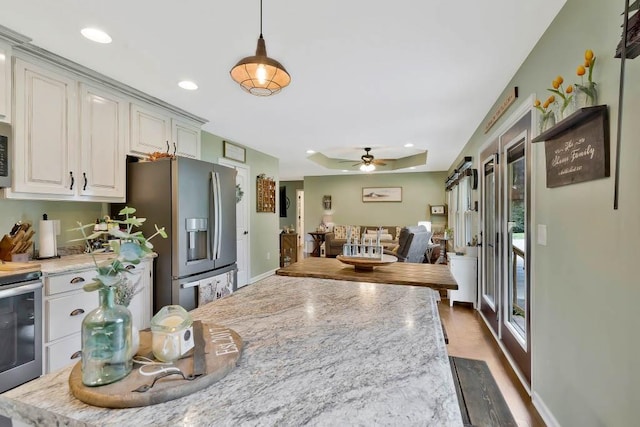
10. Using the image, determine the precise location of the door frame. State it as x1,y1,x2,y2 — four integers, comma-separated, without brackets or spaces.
218,158,251,288
476,93,538,392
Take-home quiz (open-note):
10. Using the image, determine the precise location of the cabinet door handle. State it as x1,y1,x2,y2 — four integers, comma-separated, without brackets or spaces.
70,277,85,284
173,142,177,155
70,351,82,360
69,171,74,190
166,141,170,153
70,308,85,316
83,172,88,190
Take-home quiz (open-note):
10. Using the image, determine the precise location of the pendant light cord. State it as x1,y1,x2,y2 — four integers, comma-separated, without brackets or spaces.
260,0,263,37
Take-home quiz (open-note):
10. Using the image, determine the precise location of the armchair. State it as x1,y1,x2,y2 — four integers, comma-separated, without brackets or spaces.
387,226,433,263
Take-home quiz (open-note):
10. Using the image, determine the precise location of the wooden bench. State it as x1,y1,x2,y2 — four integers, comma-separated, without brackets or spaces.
449,356,517,427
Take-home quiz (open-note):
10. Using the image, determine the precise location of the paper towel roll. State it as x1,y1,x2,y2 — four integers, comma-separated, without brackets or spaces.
39,220,59,258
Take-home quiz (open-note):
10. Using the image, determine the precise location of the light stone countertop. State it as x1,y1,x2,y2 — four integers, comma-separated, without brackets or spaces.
29,252,156,276
0,275,463,426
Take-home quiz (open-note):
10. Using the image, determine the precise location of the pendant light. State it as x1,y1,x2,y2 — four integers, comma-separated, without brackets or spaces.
230,0,291,96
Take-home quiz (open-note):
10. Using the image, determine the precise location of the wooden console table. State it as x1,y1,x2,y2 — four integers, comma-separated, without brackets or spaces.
308,232,326,257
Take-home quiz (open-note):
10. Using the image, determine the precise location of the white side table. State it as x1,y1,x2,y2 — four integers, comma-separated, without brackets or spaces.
447,253,477,308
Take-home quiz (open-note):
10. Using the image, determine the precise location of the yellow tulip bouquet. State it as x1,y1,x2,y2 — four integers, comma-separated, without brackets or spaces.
533,95,557,132
575,49,597,107
547,75,575,119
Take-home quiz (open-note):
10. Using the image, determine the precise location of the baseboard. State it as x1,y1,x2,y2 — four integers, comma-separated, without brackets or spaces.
250,269,278,284
532,391,561,427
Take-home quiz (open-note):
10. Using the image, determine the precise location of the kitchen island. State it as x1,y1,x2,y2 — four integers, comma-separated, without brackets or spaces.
0,275,462,426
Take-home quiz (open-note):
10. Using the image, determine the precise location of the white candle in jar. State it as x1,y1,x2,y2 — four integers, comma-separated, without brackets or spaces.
151,315,186,362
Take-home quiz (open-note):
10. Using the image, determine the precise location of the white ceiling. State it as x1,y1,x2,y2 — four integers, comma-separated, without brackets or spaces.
1,0,566,180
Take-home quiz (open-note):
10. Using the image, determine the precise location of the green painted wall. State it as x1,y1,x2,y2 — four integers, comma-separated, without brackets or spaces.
0,200,105,253
451,0,639,424
279,180,303,230
201,131,280,279
303,172,447,235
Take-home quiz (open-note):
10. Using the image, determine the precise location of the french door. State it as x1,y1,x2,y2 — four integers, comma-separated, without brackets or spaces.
480,111,532,384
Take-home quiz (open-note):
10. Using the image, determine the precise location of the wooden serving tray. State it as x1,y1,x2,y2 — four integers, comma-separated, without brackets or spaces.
336,254,398,271
68,322,243,408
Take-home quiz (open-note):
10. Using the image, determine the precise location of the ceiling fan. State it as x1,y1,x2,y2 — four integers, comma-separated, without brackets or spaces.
342,147,388,171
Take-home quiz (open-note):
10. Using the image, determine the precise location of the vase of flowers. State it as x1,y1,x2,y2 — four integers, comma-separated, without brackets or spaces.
71,206,166,386
575,49,597,107
534,96,557,134
547,75,575,121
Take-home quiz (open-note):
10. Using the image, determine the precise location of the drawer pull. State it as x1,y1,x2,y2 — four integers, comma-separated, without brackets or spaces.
70,351,82,360
125,265,136,271
70,277,86,284
70,308,85,316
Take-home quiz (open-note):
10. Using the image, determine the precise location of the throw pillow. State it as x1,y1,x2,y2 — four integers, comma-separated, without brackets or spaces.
333,225,347,239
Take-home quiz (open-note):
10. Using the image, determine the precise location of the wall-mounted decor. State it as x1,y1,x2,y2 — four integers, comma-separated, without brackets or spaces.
532,105,610,188
223,141,246,163
430,205,446,215
256,174,276,212
484,87,518,133
362,187,402,202
322,195,332,210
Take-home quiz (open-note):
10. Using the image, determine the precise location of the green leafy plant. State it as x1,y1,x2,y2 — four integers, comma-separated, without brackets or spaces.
69,207,167,298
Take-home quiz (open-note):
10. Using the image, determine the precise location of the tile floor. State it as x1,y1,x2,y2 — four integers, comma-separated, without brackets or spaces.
438,301,546,427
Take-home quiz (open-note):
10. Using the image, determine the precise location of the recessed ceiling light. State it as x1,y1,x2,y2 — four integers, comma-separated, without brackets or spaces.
81,27,112,44
178,80,198,90
306,150,316,154
410,167,416,170
341,170,348,173
404,143,414,148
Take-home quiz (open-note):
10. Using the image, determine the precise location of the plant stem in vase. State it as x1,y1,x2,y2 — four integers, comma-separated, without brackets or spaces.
81,285,133,386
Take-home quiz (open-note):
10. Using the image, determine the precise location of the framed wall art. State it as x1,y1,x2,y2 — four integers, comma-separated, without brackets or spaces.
362,187,402,202
223,140,246,163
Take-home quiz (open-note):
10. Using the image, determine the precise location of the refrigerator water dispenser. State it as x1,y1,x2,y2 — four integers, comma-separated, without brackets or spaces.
186,218,208,262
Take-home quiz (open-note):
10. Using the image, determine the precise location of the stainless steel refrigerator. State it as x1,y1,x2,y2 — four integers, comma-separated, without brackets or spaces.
122,157,237,312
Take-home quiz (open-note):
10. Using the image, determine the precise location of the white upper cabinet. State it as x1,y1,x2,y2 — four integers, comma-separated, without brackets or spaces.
172,117,200,159
79,83,128,199
0,41,11,123
130,103,201,159
13,58,77,196
130,103,172,156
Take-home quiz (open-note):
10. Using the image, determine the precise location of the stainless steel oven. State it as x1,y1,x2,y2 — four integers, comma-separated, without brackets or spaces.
0,270,42,393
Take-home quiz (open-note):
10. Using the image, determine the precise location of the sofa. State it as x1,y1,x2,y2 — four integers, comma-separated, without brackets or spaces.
324,225,401,258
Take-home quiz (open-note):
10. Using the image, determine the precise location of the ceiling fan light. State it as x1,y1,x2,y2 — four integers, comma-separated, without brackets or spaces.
360,164,375,172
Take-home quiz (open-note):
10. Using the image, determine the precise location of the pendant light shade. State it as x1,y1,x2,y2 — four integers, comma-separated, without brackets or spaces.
230,0,291,96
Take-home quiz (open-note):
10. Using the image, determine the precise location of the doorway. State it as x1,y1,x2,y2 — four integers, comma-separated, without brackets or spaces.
479,109,533,385
218,159,250,288
296,190,304,256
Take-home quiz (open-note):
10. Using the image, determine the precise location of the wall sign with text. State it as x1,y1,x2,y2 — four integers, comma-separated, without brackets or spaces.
532,106,609,188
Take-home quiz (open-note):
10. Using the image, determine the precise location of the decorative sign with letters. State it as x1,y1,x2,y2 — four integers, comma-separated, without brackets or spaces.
534,106,609,188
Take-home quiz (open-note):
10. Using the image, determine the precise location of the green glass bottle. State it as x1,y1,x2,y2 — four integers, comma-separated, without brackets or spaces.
81,285,132,386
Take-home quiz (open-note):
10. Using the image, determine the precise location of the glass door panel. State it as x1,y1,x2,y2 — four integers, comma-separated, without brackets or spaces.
480,142,499,332
506,142,526,340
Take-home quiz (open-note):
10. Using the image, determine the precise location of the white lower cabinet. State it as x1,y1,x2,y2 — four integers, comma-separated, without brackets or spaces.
42,258,153,373
447,254,478,308
46,333,82,373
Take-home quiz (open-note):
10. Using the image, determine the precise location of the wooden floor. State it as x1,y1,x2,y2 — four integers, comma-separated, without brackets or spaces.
439,301,546,427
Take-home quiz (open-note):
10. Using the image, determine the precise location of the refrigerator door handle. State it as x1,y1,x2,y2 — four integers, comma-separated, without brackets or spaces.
211,171,222,260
